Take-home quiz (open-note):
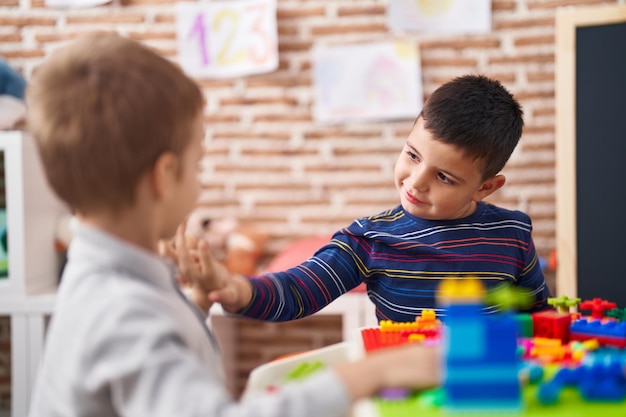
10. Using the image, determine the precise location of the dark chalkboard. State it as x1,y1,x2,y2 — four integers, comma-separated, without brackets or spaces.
576,22,626,309
556,6,626,310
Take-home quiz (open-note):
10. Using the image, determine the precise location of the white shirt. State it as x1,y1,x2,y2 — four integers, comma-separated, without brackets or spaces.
29,222,350,417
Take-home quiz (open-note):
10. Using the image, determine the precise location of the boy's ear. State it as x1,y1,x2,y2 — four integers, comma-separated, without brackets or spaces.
151,152,179,200
473,174,506,201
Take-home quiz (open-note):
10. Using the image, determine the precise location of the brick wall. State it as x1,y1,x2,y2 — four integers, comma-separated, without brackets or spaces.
1,0,620,406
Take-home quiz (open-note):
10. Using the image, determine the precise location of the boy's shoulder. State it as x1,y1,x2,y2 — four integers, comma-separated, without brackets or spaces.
481,202,532,224
352,205,405,226
341,205,410,237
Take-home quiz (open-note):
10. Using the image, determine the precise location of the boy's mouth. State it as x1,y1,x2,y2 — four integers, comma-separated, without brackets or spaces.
405,191,424,205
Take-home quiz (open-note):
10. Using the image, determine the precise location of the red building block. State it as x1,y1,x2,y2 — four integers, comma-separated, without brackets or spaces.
531,311,572,343
579,298,617,319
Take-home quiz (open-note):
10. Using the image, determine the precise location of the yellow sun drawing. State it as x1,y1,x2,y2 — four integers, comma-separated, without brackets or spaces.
414,0,454,16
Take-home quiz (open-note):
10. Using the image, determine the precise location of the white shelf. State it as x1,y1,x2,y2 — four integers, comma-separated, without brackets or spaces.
0,131,68,417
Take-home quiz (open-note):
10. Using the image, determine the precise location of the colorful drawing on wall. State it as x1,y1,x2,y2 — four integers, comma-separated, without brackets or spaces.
313,41,422,124
177,0,278,78
388,0,492,34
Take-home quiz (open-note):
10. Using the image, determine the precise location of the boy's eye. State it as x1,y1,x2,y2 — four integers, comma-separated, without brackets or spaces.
437,172,453,185
406,150,419,162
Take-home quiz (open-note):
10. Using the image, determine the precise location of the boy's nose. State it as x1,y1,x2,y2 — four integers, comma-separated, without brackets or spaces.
409,168,429,192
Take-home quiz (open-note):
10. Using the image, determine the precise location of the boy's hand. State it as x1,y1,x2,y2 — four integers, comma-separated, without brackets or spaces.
174,221,226,293
334,343,441,401
162,220,253,313
206,274,253,314
162,221,230,312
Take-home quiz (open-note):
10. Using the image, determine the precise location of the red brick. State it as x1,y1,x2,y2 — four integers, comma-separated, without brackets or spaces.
127,31,176,41
420,38,501,50
0,16,56,27
121,0,176,5
489,53,554,65
0,34,21,42
515,90,555,100
277,6,325,19
527,71,555,82
528,0,615,9
494,17,554,30
278,40,313,52
533,107,556,117
493,0,517,11
337,5,386,17
0,49,45,58
154,13,175,23
213,132,290,141
421,57,479,67
310,23,387,36
246,76,311,88
220,96,299,106
253,114,312,123
202,114,241,124
66,14,146,24
514,34,555,47
34,32,85,43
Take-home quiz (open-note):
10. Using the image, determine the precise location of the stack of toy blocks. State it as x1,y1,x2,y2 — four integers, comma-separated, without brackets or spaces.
439,280,522,413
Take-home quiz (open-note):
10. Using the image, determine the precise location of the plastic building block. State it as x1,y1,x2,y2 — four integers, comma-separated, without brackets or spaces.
442,287,522,412
531,310,571,342
485,284,534,311
515,313,533,338
570,319,626,348
519,363,544,385
284,360,324,381
571,319,626,337
548,295,582,313
606,308,626,321
438,278,484,306
378,387,410,400
537,355,626,405
579,298,617,319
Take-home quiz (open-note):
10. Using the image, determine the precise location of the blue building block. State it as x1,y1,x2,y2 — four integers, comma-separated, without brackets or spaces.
570,319,626,337
537,357,626,404
443,302,522,412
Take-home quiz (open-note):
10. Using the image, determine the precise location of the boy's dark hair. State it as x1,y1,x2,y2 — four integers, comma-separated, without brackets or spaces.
419,74,524,179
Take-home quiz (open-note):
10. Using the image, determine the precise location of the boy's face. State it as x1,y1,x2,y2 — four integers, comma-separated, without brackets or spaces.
394,118,499,221
163,114,205,238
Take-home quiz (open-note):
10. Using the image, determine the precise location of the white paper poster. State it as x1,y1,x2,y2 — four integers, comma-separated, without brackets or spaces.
388,0,492,34
313,41,422,124
177,0,278,78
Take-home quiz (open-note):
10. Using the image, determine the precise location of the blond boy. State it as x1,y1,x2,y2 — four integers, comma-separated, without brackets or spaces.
26,33,438,417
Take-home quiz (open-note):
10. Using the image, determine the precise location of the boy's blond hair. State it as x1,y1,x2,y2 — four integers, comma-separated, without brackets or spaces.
27,32,204,214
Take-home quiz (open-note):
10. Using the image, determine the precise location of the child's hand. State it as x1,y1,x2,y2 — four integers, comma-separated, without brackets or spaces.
160,219,254,314
206,274,253,314
333,343,441,401
164,220,232,312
